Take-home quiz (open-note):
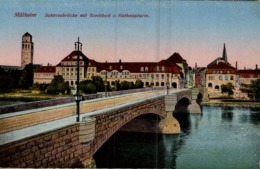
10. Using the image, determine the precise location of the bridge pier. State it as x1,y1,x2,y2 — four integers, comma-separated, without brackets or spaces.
158,112,180,134
81,157,96,168
158,95,181,134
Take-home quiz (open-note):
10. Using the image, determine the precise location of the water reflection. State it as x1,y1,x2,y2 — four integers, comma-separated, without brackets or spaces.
250,112,260,125
222,111,233,122
94,106,260,168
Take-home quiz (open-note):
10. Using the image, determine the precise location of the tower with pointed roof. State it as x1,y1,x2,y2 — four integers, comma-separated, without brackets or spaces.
222,43,227,62
21,32,34,68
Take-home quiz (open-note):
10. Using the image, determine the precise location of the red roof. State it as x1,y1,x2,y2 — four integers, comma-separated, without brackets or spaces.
166,53,186,63
35,66,56,73
206,62,236,74
238,69,260,78
95,61,181,74
60,51,89,62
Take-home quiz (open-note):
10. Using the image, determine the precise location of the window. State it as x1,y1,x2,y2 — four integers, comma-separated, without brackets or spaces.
227,70,230,74
156,82,159,86
209,76,215,80
140,67,144,72
220,70,223,74
161,74,164,79
120,65,123,70
156,66,159,72
219,75,222,80
161,82,165,86
156,74,159,78
215,85,220,90
230,76,234,80
145,67,149,72
225,75,228,80
213,70,216,74
208,83,213,87
162,66,165,71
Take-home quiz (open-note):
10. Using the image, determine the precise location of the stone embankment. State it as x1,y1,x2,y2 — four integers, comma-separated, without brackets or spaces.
202,100,260,108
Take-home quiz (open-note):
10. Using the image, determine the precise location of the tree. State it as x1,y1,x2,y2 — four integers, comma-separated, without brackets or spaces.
134,79,144,89
79,80,96,94
120,81,130,90
19,63,34,89
91,76,104,92
240,79,260,100
221,83,234,96
46,75,70,94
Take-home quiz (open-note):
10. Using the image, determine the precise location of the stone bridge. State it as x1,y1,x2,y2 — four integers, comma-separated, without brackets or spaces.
0,88,207,168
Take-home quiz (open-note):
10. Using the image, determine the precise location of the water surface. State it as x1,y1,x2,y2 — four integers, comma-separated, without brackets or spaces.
94,106,260,168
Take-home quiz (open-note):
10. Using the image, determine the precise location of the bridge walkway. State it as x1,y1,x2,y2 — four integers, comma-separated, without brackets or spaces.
0,89,185,145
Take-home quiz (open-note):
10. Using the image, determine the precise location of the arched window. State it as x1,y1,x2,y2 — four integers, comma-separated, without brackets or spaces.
230,76,234,80
140,67,144,72
145,82,149,86
172,82,177,89
71,81,74,85
111,81,115,86
215,85,219,90
161,82,165,86
156,82,159,86
208,83,213,87
219,75,222,80
145,67,149,72
151,82,154,86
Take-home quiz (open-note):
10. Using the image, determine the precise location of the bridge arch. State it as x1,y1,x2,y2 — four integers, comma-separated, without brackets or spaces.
86,97,166,157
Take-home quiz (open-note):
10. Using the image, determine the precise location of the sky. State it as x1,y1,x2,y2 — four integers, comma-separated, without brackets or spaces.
0,0,260,69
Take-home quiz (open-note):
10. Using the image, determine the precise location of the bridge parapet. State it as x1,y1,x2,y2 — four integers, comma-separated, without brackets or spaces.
0,89,196,168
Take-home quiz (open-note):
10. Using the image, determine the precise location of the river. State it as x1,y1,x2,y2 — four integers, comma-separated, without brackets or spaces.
94,106,260,168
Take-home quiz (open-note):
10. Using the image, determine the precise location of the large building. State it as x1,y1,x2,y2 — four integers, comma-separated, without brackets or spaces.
21,32,34,68
54,50,188,89
205,44,237,95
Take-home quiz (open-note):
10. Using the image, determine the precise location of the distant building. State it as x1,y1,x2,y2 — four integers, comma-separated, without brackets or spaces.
21,32,34,68
237,64,260,85
54,50,188,89
194,66,206,87
34,64,56,84
206,44,237,95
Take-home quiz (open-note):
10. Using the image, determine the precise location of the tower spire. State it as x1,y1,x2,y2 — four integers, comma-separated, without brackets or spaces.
222,43,227,62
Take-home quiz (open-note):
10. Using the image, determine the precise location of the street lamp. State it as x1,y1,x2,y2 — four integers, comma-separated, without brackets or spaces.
166,73,170,95
74,37,83,122
104,61,108,97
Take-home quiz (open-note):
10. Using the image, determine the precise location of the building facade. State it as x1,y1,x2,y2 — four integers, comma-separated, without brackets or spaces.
21,32,34,68
34,65,56,84
237,65,260,85
205,44,237,96
47,50,188,89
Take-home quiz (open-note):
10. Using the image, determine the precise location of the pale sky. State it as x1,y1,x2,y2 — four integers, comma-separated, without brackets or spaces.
0,0,260,69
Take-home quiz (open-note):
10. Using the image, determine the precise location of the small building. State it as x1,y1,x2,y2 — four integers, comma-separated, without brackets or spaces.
237,65,260,85
34,65,56,84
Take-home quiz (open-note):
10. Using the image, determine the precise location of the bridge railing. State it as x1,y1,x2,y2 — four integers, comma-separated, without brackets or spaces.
0,93,102,114
98,87,167,97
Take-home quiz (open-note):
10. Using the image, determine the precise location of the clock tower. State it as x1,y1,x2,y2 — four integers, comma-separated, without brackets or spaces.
21,32,34,68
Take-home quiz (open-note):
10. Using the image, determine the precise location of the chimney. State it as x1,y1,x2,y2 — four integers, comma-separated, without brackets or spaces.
119,59,121,63
256,64,258,70
235,61,237,70
244,67,246,70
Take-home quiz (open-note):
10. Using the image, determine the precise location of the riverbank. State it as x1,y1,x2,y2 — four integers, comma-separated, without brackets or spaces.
202,99,260,108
